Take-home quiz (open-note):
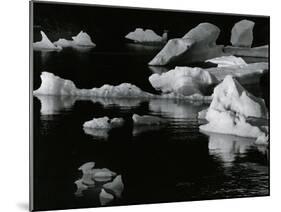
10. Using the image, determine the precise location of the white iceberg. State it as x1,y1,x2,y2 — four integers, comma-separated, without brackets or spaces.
125,28,167,43
33,31,62,51
149,23,224,66
99,189,114,206
149,66,218,95
34,72,154,98
230,20,255,48
53,31,96,48
83,117,124,129
206,55,247,67
103,175,124,198
199,75,268,139
132,114,167,125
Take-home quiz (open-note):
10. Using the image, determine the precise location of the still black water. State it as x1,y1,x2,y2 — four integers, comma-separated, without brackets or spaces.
32,45,269,211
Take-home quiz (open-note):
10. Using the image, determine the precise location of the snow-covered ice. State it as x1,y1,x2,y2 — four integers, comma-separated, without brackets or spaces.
33,31,62,51
125,28,167,43
99,189,114,206
53,31,96,48
103,175,124,198
206,55,247,67
199,75,268,139
132,114,167,125
149,66,218,95
149,23,224,66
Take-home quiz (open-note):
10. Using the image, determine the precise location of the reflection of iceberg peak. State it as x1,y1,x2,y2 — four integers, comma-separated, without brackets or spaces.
33,31,62,51
125,28,166,43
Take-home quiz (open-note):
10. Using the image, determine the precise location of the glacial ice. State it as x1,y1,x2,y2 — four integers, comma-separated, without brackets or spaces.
224,45,269,58
83,117,124,129
230,20,255,48
53,31,96,48
34,72,154,98
149,23,224,66
125,28,167,43
99,189,114,206
199,75,268,139
33,31,62,51
132,114,167,125
149,66,218,95
206,55,247,67
103,175,124,198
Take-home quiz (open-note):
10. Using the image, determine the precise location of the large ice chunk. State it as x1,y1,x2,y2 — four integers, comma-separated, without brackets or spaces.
54,31,96,48
149,23,224,66
125,28,167,43
149,66,218,95
230,20,255,48
206,55,247,67
34,72,154,98
199,75,268,139
33,31,62,51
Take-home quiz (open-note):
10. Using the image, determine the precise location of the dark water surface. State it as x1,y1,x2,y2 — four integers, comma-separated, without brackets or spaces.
32,47,269,211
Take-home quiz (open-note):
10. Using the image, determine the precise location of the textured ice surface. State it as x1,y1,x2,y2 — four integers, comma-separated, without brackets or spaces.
132,114,167,125
199,76,268,139
83,117,124,129
149,66,218,95
125,28,167,43
149,23,224,65
54,31,96,48
99,189,114,206
103,175,124,198
206,55,247,67
33,31,62,51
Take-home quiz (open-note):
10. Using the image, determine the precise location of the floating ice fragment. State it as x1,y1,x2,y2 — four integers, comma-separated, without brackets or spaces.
99,189,114,206
125,28,167,43
83,117,124,129
103,175,124,198
149,66,218,96
230,20,255,48
33,31,62,51
132,114,167,125
206,55,247,67
78,162,95,174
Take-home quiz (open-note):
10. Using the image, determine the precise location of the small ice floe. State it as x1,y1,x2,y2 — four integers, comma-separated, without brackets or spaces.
34,72,154,98
125,28,167,44
149,66,218,96
33,31,62,51
53,31,96,48
206,55,247,67
132,114,167,125
149,23,224,66
99,189,114,206
83,117,125,129
103,175,124,198
199,75,268,139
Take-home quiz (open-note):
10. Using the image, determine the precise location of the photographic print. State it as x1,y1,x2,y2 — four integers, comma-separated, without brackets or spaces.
30,1,269,211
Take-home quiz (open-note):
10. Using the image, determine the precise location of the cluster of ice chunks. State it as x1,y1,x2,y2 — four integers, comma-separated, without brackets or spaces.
33,30,95,51
125,28,167,44
75,162,124,206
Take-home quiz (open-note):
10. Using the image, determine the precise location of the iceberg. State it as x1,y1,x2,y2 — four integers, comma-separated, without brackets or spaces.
83,117,124,129
53,31,96,48
34,72,154,98
103,175,124,198
149,66,218,95
33,31,62,51
199,75,268,139
99,189,114,206
132,114,167,125
149,23,224,66
224,45,269,58
78,162,95,174
206,55,247,67
230,20,255,47
255,134,269,145
125,28,167,43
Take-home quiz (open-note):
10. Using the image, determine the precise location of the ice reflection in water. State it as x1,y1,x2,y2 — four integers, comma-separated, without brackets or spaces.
202,131,268,164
